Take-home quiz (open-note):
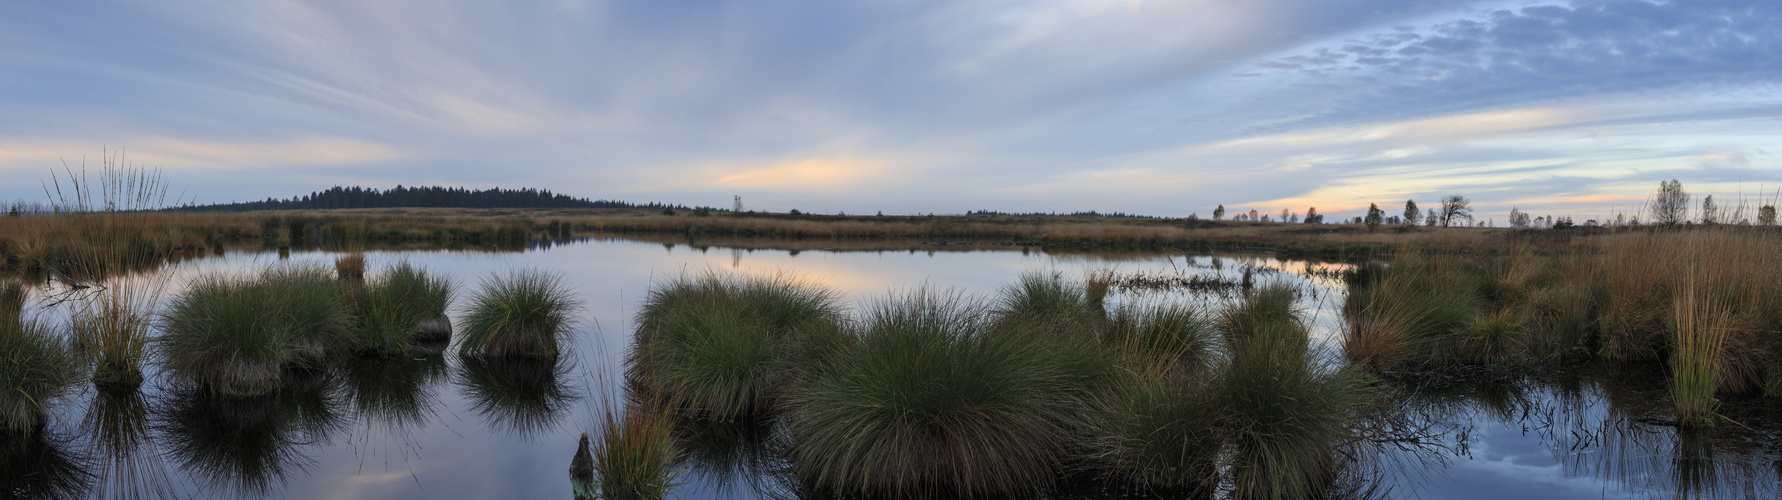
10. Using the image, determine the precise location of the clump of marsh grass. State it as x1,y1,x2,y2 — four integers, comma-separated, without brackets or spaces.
1220,321,1373,500
1222,281,1303,344
628,271,843,418
1457,309,1526,365
158,275,292,396
586,403,683,500
1102,302,1215,369
350,262,453,356
1090,362,1221,494
782,288,1108,498
1342,260,1476,370
333,252,365,282
71,274,169,389
264,266,353,363
0,315,80,434
158,265,350,395
1670,274,1733,428
1,279,24,326
992,271,1099,333
459,268,576,359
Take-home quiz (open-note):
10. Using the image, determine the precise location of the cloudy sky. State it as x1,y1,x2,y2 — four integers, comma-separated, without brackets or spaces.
3,0,1779,222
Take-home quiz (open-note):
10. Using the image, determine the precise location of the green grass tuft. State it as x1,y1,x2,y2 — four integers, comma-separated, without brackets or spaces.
783,288,1109,498
458,268,575,359
627,271,843,418
350,261,453,355
0,316,80,434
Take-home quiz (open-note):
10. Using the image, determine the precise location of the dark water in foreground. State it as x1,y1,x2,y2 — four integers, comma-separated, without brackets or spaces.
6,237,1779,499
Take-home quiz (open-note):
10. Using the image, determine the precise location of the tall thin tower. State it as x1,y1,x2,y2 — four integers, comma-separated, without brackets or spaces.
734,195,743,213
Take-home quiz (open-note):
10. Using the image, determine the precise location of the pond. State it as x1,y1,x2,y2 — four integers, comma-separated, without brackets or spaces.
6,237,1779,499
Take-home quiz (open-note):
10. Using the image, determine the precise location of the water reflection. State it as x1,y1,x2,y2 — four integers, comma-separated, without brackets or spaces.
0,427,92,499
81,387,175,499
4,236,1781,498
456,356,580,440
1383,362,1782,499
336,342,449,433
155,369,345,497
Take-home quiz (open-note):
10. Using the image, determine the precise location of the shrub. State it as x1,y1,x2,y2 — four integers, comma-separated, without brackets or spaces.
782,289,1108,498
458,269,575,359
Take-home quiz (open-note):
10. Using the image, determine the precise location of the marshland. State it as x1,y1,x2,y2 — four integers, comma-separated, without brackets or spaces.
4,193,1782,499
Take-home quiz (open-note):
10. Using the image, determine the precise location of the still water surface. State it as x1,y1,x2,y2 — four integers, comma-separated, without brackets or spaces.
11,237,1779,499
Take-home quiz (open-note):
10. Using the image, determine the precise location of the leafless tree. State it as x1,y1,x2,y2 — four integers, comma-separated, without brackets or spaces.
1648,179,1689,226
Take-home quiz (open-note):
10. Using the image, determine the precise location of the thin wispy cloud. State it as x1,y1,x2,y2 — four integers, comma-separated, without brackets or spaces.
1,0,1776,220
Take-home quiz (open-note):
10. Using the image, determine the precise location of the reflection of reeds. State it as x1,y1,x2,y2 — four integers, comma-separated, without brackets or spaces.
0,427,93,498
457,356,579,439
81,387,176,499
458,269,574,358
155,370,343,497
337,352,447,432
667,413,781,496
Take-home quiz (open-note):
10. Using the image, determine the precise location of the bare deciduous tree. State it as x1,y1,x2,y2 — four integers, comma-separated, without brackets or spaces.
1438,195,1471,227
1648,179,1689,226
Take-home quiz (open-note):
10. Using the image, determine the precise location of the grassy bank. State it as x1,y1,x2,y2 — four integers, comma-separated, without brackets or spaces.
1341,225,1782,427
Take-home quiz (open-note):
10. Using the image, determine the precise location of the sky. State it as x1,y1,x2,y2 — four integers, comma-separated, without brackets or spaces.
3,0,1780,222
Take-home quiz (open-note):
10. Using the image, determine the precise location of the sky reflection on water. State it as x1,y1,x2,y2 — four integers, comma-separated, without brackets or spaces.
8,237,1779,499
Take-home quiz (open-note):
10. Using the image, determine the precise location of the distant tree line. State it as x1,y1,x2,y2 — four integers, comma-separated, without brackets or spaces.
178,185,691,212
967,209,1162,219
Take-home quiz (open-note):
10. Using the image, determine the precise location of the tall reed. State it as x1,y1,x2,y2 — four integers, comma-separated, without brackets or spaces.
459,269,575,359
588,403,682,500
72,273,169,388
1670,273,1733,428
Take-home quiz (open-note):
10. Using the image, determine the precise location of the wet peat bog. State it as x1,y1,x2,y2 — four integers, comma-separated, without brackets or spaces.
4,237,1780,499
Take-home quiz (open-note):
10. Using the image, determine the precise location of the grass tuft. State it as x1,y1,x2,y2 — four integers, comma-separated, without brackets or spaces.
350,261,453,356
783,288,1108,498
627,271,843,418
589,403,683,500
0,315,80,434
458,268,576,359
